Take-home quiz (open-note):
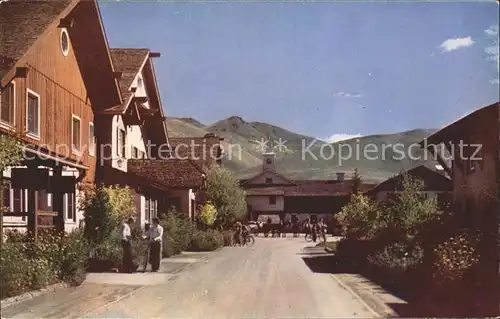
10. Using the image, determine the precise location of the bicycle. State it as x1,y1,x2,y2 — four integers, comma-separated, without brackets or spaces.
244,233,255,247
305,232,326,243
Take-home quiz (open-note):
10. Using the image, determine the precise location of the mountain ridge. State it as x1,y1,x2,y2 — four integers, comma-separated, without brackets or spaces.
166,115,438,182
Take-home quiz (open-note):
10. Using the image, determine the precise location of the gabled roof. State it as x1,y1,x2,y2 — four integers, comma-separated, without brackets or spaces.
127,159,207,189
0,0,75,79
169,135,223,162
244,179,375,197
241,169,297,186
245,187,284,196
104,48,169,146
104,48,150,114
0,0,122,108
422,102,499,145
364,165,452,195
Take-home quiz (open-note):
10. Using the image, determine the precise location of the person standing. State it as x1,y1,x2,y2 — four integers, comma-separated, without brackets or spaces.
121,217,135,273
148,218,164,272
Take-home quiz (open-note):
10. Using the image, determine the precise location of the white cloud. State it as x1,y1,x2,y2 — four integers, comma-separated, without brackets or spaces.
334,91,362,98
320,133,362,143
439,36,474,52
485,25,499,84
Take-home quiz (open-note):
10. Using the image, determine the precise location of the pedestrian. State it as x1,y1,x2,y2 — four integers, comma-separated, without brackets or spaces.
121,217,136,273
148,217,164,272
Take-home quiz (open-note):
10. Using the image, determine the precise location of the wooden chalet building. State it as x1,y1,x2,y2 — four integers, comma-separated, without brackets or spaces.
420,102,499,315
97,50,221,225
364,164,453,209
0,0,121,232
95,47,175,227
240,152,374,225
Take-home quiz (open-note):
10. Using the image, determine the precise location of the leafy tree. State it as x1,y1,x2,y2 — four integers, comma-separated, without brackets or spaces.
197,201,218,229
0,135,22,173
0,135,23,213
103,185,136,222
387,174,441,240
335,193,381,240
205,166,247,228
351,168,362,195
79,187,114,244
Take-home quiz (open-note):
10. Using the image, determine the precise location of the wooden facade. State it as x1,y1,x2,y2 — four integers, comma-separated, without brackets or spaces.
0,0,121,233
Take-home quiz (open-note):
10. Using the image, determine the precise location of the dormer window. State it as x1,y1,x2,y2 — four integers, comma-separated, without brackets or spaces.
60,28,70,57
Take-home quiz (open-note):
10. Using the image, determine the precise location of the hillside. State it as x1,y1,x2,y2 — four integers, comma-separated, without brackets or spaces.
166,116,438,182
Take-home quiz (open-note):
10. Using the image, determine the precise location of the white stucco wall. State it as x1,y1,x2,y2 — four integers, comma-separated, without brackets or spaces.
132,72,150,109
1,167,84,233
247,195,284,212
111,115,148,171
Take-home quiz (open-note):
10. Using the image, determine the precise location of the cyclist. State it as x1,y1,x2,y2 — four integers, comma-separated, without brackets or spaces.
241,223,250,245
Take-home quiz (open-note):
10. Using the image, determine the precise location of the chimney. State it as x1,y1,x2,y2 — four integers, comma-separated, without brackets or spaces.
336,172,345,182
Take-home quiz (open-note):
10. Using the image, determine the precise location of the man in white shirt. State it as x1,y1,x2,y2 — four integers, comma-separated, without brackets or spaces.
148,217,164,272
121,217,136,273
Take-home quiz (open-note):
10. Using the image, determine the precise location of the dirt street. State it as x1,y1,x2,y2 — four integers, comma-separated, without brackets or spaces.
87,238,376,318
2,238,378,318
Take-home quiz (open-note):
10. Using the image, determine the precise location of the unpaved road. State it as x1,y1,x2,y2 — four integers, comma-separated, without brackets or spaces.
2,238,377,318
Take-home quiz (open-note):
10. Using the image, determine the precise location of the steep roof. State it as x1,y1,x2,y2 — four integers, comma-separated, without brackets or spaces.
0,0,75,78
364,165,452,195
244,179,375,197
108,48,149,112
169,136,223,162
241,169,297,186
0,0,122,107
127,159,207,189
422,102,499,145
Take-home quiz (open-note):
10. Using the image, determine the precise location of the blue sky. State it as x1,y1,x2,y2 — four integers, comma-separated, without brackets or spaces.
99,1,499,142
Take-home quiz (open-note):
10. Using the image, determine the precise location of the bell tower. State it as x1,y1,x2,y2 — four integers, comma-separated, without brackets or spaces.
262,152,276,171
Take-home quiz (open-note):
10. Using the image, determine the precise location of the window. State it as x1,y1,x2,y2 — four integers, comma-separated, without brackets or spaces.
89,122,95,156
26,89,40,137
138,150,145,159
132,147,139,159
269,195,276,205
71,115,81,153
65,193,75,222
13,189,26,221
0,81,15,127
2,181,11,210
117,128,126,158
145,198,151,222
60,28,70,56
265,178,272,184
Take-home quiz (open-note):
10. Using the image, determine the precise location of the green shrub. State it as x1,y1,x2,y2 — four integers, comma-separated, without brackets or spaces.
197,201,218,229
188,229,224,252
87,230,122,271
162,235,178,258
0,243,31,298
335,194,382,240
0,229,89,299
367,242,424,274
161,209,195,253
433,232,479,284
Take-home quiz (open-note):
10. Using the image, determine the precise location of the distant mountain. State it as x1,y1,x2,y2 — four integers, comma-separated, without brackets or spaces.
166,116,438,182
